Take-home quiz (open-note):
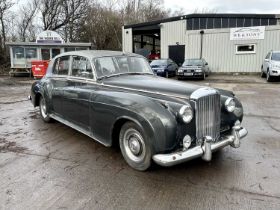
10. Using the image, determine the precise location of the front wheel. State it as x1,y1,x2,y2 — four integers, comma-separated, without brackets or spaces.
39,96,52,123
267,70,273,82
119,122,153,171
202,72,206,80
165,71,169,78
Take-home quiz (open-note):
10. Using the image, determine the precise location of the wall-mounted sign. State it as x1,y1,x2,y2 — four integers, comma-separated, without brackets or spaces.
36,30,64,44
230,26,265,41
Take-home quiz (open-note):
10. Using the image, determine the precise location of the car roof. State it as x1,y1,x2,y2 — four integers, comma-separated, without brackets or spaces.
272,51,280,53
55,50,142,59
185,58,204,60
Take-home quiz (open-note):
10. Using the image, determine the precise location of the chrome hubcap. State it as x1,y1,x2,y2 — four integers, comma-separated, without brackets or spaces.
123,128,145,162
128,137,141,155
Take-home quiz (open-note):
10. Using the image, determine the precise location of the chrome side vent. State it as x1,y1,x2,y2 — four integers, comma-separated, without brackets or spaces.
190,88,221,142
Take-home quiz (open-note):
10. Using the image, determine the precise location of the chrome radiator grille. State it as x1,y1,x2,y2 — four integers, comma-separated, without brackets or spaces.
194,93,221,141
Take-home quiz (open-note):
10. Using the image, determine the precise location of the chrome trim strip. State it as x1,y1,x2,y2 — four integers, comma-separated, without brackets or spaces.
96,83,189,100
190,87,219,100
49,113,110,147
46,75,189,100
152,127,248,167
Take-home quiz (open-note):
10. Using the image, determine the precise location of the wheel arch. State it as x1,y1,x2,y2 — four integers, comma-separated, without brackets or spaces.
111,116,144,148
34,92,42,107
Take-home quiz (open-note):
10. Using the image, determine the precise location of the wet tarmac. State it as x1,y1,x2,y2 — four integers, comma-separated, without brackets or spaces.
0,75,280,209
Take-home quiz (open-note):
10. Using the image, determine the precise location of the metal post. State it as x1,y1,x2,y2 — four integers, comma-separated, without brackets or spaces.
200,30,204,59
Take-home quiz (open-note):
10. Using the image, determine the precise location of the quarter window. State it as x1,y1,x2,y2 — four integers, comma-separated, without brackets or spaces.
71,56,93,79
235,44,256,54
53,56,70,75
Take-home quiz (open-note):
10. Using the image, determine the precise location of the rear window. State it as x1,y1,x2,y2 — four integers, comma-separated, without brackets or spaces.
53,56,70,75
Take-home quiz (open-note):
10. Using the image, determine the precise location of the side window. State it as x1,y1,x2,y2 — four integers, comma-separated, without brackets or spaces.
265,52,271,60
53,56,70,75
71,56,93,79
94,57,118,77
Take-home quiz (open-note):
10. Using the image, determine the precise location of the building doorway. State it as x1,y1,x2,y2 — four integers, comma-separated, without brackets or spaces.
168,45,185,66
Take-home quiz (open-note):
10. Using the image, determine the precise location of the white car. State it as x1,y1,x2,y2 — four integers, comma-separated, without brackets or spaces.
261,51,280,82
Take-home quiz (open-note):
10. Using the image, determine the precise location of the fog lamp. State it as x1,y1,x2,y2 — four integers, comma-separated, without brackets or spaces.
183,135,192,149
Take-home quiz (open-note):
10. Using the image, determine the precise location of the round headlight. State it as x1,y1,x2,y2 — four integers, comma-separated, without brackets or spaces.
225,98,236,112
179,104,193,123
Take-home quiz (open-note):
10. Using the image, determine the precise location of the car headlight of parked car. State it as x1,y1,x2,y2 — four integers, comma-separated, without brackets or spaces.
179,104,193,123
271,64,280,69
178,68,183,73
195,69,202,72
225,98,236,112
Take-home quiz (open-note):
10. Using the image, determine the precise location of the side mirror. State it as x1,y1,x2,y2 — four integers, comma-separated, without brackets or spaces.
264,59,269,62
205,62,208,65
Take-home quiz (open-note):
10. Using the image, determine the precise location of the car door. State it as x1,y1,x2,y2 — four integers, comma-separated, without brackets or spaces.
49,56,70,116
63,55,95,131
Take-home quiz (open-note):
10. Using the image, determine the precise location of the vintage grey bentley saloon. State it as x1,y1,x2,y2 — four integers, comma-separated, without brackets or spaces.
29,50,248,171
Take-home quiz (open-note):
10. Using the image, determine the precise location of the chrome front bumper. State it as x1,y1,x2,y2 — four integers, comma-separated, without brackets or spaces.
152,125,248,167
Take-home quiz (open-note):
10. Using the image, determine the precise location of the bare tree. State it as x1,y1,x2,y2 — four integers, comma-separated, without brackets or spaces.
18,0,39,42
79,2,122,49
0,0,15,51
40,0,89,34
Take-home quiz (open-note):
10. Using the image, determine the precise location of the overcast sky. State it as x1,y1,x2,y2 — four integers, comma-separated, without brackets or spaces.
164,0,280,14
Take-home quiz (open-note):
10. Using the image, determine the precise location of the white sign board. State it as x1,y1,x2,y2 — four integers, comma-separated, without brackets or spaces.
36,30,64,44
230,26,265,41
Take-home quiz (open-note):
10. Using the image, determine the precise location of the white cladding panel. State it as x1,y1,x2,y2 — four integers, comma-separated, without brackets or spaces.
186,25,280,72
122,27,133,52
161,20,186,58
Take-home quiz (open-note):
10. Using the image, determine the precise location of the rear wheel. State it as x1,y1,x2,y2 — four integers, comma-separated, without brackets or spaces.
39,96,52,123
119,122,152,171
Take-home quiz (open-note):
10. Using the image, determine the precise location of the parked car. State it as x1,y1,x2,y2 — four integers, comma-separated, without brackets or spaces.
261,51,280,82
29,50,247,171
150,59,178,78
177,58,210,80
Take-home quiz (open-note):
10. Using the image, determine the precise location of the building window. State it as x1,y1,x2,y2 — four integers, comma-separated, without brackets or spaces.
236,44,256,54
25,48,37,59
13,47,25,59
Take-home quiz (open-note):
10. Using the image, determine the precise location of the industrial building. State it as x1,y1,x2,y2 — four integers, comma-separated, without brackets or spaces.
122,14,280,73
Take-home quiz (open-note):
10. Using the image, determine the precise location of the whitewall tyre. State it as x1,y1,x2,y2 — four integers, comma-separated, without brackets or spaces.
119,122,152,171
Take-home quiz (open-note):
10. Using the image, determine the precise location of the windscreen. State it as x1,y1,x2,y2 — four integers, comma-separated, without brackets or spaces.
271,53,280,61
93,56,153,78
150,60,167,66
183,59,203,66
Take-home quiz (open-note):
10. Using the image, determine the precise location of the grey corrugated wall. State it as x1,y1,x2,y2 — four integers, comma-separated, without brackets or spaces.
186,25,280,73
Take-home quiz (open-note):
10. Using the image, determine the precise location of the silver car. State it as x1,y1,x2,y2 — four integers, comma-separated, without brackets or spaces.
177,58,210,80
261,51,280,82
